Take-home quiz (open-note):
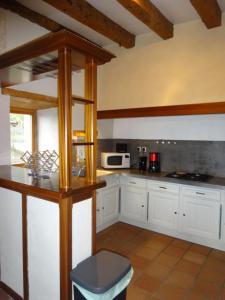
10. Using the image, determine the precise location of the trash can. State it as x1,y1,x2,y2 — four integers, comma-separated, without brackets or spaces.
70,250,133,300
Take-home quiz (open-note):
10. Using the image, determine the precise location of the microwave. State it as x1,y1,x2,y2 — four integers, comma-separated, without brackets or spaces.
101,152,130,169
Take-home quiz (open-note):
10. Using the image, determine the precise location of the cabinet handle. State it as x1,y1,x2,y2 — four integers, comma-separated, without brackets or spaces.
141,205,144,208
159,186,167,189
118,187,121,214
102,207,104,210
183,213,186,216
129,181,136,184
97,209,100,212
196,192,205,195
147,192,149,221
219,204,222,240
174,211,177,215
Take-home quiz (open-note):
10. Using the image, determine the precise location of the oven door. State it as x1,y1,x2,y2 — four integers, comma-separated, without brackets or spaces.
107,155,123,166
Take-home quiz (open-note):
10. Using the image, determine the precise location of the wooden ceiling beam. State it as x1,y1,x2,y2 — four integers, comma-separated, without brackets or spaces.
190,0,221,28
0,0,63,31
117,0,173,39
43,0,135,48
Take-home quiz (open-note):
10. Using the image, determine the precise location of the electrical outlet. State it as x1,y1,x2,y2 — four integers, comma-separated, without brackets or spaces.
142,146,147,153
137,146,142,152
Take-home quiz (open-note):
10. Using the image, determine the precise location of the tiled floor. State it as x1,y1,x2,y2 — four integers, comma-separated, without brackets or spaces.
97,222,225,300
0,289,12,300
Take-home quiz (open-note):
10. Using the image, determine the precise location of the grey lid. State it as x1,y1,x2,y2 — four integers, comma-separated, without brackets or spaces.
70,250,131,294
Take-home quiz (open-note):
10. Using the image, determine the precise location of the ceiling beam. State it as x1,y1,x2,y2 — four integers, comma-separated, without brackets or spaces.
43,0,135,48
117,0,173,39
190,0,221,28
0,0,63,31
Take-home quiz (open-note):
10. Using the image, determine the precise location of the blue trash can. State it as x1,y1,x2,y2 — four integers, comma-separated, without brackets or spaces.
70,250,133,300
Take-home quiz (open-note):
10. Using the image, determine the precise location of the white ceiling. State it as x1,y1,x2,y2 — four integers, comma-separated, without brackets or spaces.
18,0,225,47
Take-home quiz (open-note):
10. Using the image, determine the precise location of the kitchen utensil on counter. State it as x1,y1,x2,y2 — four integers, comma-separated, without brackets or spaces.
139,156,147,171
149,152,160,173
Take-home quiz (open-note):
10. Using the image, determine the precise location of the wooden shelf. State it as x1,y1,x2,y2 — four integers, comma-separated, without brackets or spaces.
72,142,94,146
72,95,94,104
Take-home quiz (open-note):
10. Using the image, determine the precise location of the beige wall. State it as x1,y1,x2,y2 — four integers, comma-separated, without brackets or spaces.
98,14,225,110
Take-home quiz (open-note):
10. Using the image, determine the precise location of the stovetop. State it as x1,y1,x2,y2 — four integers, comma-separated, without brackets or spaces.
166,172,212,182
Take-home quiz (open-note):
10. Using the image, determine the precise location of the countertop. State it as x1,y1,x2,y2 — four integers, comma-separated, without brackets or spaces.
0,166,106,202
97,168,225,190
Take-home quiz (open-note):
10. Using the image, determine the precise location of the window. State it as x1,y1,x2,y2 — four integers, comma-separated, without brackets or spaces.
10,111,36,164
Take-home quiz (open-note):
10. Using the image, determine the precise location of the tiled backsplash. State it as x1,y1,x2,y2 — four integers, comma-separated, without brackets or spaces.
97,139,225,177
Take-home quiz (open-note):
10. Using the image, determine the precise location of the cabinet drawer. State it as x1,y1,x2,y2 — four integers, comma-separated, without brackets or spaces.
147,181,179,195
181,186,221,201
126,177,146,188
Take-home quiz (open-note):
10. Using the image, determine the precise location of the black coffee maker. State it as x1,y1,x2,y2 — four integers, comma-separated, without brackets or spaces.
139,156,147,171
148,152,160,173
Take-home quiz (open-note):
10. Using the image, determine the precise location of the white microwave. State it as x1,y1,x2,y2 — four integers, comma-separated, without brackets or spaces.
101,152,130,169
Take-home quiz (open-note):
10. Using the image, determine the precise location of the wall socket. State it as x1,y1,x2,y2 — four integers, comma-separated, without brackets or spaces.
137,146,142,152
142,146,147,153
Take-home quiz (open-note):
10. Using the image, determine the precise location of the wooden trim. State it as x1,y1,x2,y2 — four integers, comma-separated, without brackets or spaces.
3,88,58,104
22,194,29,300
59,197,73,300
0,30,115,71
97,102,225,119
0,281,23,300
43,0,135,48
72,95,94,104
117,0,173,39
58,47,72,189
72,142,94,146
190,0,221,29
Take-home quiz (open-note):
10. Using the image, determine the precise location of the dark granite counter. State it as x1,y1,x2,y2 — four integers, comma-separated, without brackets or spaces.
0,166,106,202
97,168,225,190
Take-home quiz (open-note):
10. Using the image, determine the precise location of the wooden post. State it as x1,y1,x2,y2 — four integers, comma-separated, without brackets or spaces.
59,197,72,300
58,47,72,189
85,58,97,182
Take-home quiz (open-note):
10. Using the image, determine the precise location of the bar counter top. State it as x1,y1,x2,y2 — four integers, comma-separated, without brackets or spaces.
0,166,106,202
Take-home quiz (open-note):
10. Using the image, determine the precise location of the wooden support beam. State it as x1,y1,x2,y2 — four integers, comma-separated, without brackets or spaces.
0,0,63,31
2,87,57,104
189,0,221,28
117,0,173,39
43,0,135,48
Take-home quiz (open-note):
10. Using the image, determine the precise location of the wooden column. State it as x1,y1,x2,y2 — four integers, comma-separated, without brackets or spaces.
59,197,72,300
85,58,97,182
58,47,72,189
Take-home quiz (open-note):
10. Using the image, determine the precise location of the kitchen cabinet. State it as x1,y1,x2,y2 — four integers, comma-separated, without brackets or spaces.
180,186,222,240
147,181,179,230
96,175,120,232
120,177,147,222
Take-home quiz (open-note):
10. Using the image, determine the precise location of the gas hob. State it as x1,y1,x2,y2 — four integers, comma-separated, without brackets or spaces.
166,172,211,182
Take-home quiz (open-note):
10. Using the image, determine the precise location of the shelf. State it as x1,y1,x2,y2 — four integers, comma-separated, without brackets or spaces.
72,95,94,104
72,142,94,146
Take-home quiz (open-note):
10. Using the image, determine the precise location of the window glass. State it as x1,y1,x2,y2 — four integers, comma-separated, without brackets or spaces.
10,113,32,164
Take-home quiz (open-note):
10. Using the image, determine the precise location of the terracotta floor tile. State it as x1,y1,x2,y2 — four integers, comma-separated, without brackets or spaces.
163,245,187,258
152,233,174,244
165,270,195,289
130,267,142,284
189,244,211,256
129,254,151,270
209,249,225,262
127,285,151,300
186,291,209,300
134,274,161,294
221,285,225,300
175,259,201,276
145,239,169,252
170,239,192,250
155,253,180,268
199,265,225,285
145,261,171,280
192,279,221,299
0,289,12,300
155,282,188,300
205,257,225,274
136,246,160,261
138,230,154,240
183,250,207,265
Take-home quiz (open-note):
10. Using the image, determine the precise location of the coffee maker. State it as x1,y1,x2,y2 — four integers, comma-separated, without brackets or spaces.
148,152,160,173
139,156,147,171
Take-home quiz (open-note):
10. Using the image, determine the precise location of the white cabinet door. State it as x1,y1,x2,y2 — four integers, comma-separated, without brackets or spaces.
181,188,221,240
121,185,147,222
102,186,119,225
148,189,179,230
